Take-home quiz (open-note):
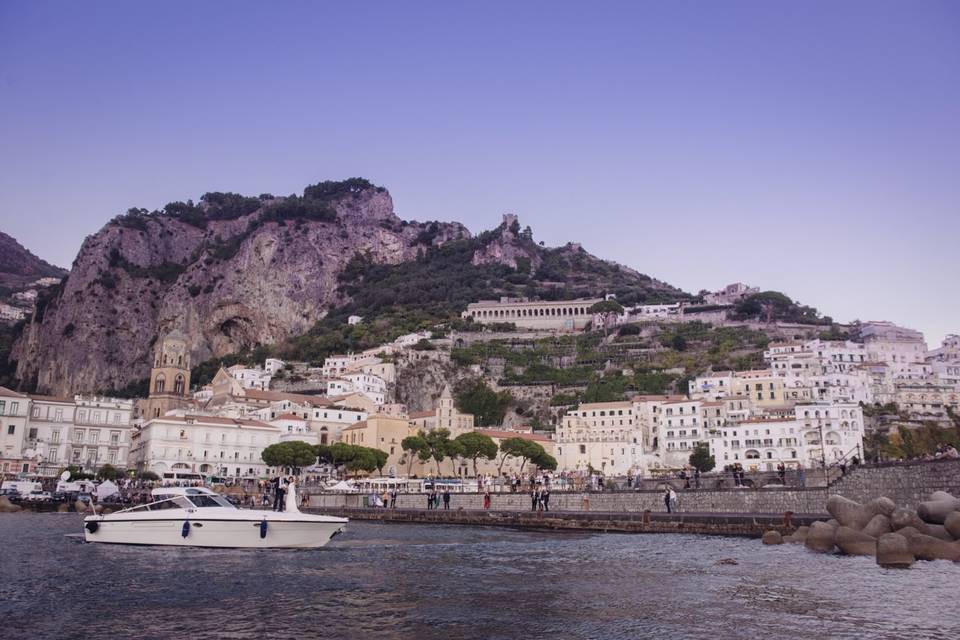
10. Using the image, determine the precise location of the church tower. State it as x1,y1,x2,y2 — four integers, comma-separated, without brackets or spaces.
141,330,192,419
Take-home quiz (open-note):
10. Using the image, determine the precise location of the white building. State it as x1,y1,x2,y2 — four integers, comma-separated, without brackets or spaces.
264,358,286,376
225,364,273,391
129,414,282,479
556,401,644,476
0,387,30,474
326,372,386,405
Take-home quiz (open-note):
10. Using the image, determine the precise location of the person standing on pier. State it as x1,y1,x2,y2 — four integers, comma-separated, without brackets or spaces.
483,491,491,509
531,488,539,511
442,489,451,510
664,487,673,513
542,488,550,512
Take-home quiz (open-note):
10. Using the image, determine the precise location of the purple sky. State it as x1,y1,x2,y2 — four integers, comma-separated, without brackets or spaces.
1,1,957,344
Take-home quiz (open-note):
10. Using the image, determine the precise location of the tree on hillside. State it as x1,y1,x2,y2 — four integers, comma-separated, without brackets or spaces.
689,443,715,473
454,379,512,427
454,432,498,476
589,300,625,335
261,441,318,474
401,435,429,476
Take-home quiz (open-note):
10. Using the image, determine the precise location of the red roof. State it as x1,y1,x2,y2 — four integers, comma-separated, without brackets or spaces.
409,411,434,419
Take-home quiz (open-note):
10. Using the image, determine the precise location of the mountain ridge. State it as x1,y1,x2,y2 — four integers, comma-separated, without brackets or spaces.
11,179,686,395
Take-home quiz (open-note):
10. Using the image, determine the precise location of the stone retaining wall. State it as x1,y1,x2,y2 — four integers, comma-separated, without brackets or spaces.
307,507,820,537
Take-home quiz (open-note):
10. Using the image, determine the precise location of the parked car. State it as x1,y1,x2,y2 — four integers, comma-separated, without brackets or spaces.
0,487,21,499
25,491,53,502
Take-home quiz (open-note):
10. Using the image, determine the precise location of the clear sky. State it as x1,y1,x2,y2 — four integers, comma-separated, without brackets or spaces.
1,1,957,344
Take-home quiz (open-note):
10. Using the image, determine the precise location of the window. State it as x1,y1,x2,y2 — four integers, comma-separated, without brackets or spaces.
55,408,63,422
0,401,5,414
110,431,120,444
52,430,60,443
74,429,84,443
28,428,37,441
49,450,58,463
10,402,19,414
7,424,15,435
90,431,99,444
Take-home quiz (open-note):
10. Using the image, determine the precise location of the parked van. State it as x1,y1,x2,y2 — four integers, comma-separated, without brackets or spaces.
1,480,43,495
161,471,203,485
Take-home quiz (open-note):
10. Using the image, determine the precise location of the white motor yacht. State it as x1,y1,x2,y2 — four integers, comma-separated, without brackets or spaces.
83,485,347,548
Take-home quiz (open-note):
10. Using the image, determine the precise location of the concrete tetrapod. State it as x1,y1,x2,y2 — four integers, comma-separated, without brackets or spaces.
929,491,956,502
762,530,784,545
876,533,914,568
944,512,960,540
786,525,809,544
826,495,871,530
895,527,960,562
862,514,892,539
865,496,896,518
804,521,837,553
835,526,877,556
890,507,927,533
0,496,22,513
916,498,960,524
924,524,955,542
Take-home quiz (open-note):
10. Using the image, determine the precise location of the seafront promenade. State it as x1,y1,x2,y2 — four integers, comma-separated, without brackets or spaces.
306,459,960,536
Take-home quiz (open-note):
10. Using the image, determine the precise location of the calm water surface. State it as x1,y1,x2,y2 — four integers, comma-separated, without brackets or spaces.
1,513,957,640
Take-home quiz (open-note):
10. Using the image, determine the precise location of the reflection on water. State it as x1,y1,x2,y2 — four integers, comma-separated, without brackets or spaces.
1,514,958,640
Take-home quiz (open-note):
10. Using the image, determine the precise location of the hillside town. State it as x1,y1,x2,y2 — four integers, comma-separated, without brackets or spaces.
2,285,957,486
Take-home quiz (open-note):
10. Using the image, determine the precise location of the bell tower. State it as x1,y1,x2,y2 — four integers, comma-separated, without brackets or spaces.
141,330,192,419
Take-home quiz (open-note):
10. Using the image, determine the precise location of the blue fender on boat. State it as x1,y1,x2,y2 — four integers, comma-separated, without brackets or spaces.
181,520,190,538
260,519,268,539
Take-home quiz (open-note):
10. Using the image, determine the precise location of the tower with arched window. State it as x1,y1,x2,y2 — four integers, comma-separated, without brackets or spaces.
141,329,192,419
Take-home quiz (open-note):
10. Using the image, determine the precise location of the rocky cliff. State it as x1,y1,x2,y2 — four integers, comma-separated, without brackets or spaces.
12,179,687,395
13,180,468,394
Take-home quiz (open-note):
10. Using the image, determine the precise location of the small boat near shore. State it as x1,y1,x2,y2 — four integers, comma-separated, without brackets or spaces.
82,486,346,548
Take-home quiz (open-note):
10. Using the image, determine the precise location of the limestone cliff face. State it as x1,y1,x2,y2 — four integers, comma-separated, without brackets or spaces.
14,183,468,395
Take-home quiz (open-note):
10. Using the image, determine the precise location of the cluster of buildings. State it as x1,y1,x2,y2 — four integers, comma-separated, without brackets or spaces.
4,312,955,484
0,277,63,324
123,331,550,481
0,387,135,476
555,322,960,476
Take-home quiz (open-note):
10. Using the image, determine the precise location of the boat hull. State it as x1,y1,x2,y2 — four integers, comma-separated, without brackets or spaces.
83,516,347,548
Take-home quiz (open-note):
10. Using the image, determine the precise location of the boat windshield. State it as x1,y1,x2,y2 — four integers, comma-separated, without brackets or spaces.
119,497,193,512
185,494,235,509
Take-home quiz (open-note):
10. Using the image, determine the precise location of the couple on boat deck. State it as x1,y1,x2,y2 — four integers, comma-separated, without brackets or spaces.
272,475,299,512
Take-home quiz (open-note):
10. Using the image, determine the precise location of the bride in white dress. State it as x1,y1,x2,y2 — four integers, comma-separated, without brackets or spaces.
284,476,300,513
